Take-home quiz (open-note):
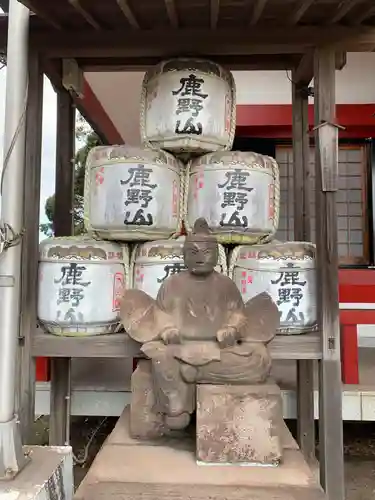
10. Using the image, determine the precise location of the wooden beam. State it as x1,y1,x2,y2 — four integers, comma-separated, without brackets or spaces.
329,0,362,24
249,0,268,25
164,0,178,28
31,330,323,359
28,25,375,58
41,58,109,143
292,79,311,242
293,50,347,86
289,0,315,25
352,5,375,25
210,0,220,29
68,0,101,30
49,88,75,446
54,96,75,237
314,46,345,500
18,50,43,443
116,0,139,29
291,71,315,463
49,358,71,445
77,54,300,72
293,51,314,86
335,50,346,70
19,0,62,28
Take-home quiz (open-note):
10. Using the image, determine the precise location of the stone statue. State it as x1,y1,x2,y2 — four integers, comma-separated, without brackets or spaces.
120,218,280,437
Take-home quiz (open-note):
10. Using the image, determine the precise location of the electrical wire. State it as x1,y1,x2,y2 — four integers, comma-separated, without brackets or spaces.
285,69,295,85
0,79,29,256
72,417,108,466
0,79,29,195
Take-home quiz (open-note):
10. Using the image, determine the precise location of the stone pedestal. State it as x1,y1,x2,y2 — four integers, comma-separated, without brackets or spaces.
75,408,326,500
196,383,283,464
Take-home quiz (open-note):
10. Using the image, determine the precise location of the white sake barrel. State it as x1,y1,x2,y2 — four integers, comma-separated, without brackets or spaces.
229,242,317,334
84,145,183,241
140,58,236,154
131,237,228,299
38,237,130,336
185,151,280,244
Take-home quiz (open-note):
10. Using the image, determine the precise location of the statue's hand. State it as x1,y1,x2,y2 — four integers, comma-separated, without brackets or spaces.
161,327,181,345
216,326,239,348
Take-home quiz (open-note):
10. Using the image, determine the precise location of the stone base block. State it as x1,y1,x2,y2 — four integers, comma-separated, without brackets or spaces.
130,359,166,439
76,408,326,500
0,446,73,500
196,383,283,465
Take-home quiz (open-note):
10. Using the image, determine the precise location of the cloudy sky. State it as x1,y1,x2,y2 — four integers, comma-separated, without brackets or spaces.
0,65,57,239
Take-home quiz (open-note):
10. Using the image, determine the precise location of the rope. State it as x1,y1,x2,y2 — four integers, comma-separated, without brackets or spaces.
228,245,242,279
217,243,228,275
128,243,140,289
227,69,237,151
182,160,191,233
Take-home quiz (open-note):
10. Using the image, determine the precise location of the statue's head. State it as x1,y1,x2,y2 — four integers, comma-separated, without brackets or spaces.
183,218,218,276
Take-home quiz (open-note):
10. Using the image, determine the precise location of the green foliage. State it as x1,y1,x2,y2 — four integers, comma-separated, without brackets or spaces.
40,120,102,237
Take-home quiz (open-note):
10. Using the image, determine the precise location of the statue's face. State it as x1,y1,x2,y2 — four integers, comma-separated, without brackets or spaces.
183,239,218,275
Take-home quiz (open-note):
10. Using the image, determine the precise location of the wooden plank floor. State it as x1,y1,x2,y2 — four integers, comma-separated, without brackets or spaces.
32,330,322,360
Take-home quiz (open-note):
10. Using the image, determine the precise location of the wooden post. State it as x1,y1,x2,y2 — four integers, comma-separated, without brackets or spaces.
314,47,345,500
291,73,315,463
49,87,75,446
18,50,44,442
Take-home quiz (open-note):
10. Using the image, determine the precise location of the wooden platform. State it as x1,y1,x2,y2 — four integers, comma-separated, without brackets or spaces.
32,329,323,359
34,349,375,420
75,409,324,500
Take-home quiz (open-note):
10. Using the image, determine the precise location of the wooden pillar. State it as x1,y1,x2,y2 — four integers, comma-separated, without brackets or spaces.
17,50,44,442
314,47,345,500
49,88,75,446
291,74,315,463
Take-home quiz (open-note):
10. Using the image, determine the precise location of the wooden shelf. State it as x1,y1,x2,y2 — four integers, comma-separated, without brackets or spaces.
31,328,322,360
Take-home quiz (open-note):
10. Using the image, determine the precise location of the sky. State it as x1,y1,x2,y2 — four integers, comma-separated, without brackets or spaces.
0,65,57,240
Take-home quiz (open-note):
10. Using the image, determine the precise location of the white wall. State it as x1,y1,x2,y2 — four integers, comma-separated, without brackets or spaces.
85,52,375,143
234,53,375,105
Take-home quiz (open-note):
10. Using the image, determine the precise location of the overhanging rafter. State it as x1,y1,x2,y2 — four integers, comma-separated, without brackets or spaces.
329,0,362,24
289,0,315,25
69,0,102,30
164,0,178,28
116,0,139,28
210,0,220,29
249,0,268,26
352,5,375,25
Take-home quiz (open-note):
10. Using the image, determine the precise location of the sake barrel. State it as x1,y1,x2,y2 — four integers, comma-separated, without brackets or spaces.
140,58,236,154
131,237,228,299
229,242,317,334
185,151,280,244
38,237,130,336
84,145,183,241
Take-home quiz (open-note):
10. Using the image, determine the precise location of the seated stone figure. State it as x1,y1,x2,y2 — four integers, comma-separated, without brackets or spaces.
120,218,280,437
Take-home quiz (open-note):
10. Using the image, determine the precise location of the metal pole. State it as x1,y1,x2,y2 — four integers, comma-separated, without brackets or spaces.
0,0,30,478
